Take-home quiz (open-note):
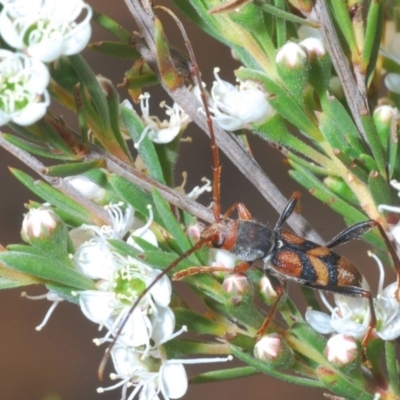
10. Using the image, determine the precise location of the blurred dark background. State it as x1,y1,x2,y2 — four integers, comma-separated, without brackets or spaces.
0,1,378,399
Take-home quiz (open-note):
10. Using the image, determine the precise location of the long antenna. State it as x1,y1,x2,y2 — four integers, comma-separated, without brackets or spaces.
156,6,222,222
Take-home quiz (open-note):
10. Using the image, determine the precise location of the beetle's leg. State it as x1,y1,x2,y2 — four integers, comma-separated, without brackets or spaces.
173,261,251,281
223,203,252,220
255,274,286,340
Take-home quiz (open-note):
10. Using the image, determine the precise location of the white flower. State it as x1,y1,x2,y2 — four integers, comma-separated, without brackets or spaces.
64,175,106,202
100,339,232,400
134,93,190,147
0,0,92,62
305,252,400,341
0,49,50,126
74,202,175,352
71,203,135,281
202,68,273,131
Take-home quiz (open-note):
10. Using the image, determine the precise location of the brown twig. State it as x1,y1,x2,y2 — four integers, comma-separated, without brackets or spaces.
0,134,112,226
310,0,369,144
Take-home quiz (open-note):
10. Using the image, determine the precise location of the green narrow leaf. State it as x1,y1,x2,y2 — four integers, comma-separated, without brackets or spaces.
274,0,287,48
231,346,324,388
174,308,226,336
329,1,358,60
229,2,276,60
190,366,259,384
288,161,368,224
2,134,77,161
33,119,77,158
10,169,92,225
254,115,331,168
107,174,165,225
368,171,397,209
151,188,197,260
104,82,133,161
69,54,110,128
254,0,317,26
388,124,399,180
0,277,30,290
334,148,369,183
120,105,165,183
319,95,365,154
318,112,348,150
0,252,94,290
385,341,400,397
46,161,106,177
360,114,386,177
92,11,132,43
363,1,383,81
316,366,374,400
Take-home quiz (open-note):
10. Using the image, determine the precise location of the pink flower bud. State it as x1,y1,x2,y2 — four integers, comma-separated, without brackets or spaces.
373,105,397,123
21,208,59,242
222,274,249,296
254,333,294,368
324,334,358,366
259,275,280,305
276,42,307,68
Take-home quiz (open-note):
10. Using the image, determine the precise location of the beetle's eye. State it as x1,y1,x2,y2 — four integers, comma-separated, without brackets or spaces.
212,232,225,248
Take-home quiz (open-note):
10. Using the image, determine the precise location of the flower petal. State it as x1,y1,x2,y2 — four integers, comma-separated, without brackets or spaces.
160,363,188,399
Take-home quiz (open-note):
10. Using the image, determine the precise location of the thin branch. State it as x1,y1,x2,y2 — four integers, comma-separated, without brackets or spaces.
0,134,112,226
88,147,215,223
310,0,369,143
124,0,323,243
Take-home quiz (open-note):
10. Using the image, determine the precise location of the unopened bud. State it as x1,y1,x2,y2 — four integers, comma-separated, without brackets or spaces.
222,274,249,297
21,207,69,256
373,105,398,151
300,37,331,92
259,275,280,305
254,333,294,369
22,208,59,242
276,42,309,99
324,334,358,367
276,41,308,68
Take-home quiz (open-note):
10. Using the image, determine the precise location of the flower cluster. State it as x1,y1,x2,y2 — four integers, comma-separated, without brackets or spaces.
21,176,232,399
0,0,92,126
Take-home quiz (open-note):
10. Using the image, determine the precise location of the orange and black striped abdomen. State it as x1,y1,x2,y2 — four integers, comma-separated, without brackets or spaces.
269,229,362,287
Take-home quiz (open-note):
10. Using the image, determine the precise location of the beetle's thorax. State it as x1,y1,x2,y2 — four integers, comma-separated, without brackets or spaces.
201,219,276,262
